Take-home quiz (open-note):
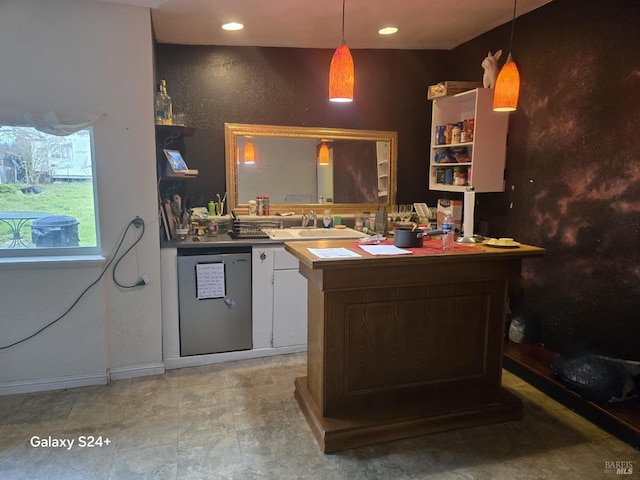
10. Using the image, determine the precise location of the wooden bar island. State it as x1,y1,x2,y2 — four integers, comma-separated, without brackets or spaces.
284,239,545,453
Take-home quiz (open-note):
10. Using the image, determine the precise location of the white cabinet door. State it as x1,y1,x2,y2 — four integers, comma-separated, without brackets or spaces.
253,246,308,349
272,264,307,348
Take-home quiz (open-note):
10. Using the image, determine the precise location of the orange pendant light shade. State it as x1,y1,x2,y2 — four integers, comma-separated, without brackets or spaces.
493,53,520,112
329,43,354,102
243,139,255,164
318,142,330,165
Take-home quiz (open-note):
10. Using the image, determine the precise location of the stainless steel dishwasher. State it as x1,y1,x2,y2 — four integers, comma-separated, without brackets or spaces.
177,247,252,356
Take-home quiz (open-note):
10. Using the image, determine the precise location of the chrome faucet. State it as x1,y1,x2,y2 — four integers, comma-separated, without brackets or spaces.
301,211,309,227
309,211,317,228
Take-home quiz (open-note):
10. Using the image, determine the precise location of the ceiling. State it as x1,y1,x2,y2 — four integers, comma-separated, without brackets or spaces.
91,0,552,50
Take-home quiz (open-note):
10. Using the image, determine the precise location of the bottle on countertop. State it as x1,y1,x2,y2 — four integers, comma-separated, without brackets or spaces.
207,200,216,217
374,209,385,234
362,211,370,231
263,195,270,216
381,207,389,235
257,195,264,216
441,210,455,250
207,218,218,237
322,209,332,228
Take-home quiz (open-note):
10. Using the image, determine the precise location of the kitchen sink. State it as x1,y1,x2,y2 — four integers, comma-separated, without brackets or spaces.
262,227,368,241
297,228,365,238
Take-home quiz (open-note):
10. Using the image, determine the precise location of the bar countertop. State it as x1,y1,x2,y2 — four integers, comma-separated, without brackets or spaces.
284,238,545,270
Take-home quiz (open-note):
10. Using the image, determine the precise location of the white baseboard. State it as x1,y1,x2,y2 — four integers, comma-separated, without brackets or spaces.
109,362,165,380
0,373,108,396
0,351,302,394
164,345,306,370
0,363,167,395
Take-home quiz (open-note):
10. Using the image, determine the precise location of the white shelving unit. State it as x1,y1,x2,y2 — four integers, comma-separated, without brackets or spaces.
376,141,390,200
429,88,509,193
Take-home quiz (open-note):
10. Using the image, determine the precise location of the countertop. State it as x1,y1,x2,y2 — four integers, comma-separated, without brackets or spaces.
161,233,285,249
162,235,547,264
284,239,545,270
160,214,360,249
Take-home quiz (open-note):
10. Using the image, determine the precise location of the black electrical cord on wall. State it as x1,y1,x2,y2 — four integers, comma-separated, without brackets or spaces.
112,216,146,288
0,216,146,350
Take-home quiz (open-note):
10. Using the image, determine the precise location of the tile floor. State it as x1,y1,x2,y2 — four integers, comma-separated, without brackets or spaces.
1,353,638,479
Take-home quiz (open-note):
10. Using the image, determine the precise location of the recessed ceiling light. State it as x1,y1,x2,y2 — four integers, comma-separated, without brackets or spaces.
378,26,398,35
221,22,244,31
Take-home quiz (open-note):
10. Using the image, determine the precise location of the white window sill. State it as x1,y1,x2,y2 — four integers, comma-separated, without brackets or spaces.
0,254,106,269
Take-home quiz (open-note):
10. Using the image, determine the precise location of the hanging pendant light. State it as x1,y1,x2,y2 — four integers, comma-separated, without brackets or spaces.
243,139,255,164
318,142,330,165
493,0,520,112
329,0,354,102
493,53,520,111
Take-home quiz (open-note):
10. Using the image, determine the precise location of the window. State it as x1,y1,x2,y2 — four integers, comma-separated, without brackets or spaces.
0,126,99,256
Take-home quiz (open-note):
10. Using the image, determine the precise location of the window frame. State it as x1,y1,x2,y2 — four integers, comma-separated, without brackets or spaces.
0,126,101,259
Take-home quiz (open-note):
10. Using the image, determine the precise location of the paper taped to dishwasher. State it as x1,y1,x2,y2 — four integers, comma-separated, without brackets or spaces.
196,262,225,299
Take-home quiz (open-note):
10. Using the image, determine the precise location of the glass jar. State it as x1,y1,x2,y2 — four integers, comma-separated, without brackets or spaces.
453,167,467,186
451,126,461,144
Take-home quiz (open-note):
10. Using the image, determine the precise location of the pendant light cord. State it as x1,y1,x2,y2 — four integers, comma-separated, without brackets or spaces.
508,0,517,54
341,0,346,43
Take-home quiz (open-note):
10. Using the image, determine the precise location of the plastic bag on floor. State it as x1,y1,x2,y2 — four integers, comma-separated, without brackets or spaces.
550,354,639,404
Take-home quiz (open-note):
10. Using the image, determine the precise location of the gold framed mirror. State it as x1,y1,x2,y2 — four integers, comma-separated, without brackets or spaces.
225,123,397,215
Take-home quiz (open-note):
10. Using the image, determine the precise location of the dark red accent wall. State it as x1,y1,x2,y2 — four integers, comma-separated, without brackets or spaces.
451,0,640,359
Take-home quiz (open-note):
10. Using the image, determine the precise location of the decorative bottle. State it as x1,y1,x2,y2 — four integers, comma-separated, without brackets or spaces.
154,83,166,124
441,210,455,250
161,79,173,124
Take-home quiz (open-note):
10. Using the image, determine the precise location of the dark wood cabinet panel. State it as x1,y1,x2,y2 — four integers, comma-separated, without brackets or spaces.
287,240,544,452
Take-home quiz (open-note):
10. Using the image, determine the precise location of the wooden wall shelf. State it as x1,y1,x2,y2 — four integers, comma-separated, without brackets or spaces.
155,124,195,137
503,340,640,449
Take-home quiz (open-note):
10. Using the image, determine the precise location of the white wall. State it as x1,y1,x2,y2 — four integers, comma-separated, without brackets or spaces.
0,0,163,393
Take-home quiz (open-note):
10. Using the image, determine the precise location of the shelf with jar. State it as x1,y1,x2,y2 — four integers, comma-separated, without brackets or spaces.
428,88,509,193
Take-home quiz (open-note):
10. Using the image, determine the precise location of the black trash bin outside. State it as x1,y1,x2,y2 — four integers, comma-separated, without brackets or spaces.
31,215,79,247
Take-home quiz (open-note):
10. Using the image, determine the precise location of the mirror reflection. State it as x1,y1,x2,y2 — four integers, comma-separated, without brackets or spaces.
225,123,397,214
